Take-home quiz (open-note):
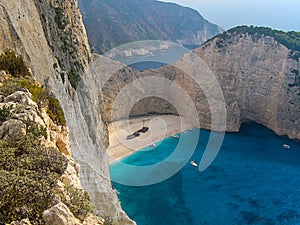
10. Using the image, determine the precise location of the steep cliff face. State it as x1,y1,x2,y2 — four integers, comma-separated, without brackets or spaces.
102,27,300,140
193,28,300,139
78,0,223,53
0,0,134,223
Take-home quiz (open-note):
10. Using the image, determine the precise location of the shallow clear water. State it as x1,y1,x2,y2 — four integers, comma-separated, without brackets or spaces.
110,123,300,225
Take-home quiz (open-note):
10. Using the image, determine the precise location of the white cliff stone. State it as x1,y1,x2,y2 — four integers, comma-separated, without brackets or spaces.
43,202,81,225
61,159,82,189
82,213,104,225
0,0,135,224
4,91,38,110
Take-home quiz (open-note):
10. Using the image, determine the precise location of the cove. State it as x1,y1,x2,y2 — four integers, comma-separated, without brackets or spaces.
110,123,300,225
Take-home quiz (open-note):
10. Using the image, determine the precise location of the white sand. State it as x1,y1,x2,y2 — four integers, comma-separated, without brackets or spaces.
107,115,192,163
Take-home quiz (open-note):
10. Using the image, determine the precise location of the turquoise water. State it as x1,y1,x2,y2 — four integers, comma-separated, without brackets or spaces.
110,123,300,225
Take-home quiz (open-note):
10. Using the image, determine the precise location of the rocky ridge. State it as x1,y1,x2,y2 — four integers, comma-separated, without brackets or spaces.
79,0,223,53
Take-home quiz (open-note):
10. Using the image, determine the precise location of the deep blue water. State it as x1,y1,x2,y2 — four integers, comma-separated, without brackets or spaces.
110,123,300,225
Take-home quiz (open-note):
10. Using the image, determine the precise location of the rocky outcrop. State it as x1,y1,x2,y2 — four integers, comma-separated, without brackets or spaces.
43,203,104,225
43,203,82,225
79,0,223,53
43,203,105,225
102,28,300,140
0,78,91,223
0,0,134,224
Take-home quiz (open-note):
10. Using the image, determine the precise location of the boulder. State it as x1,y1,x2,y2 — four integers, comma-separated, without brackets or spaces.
4,91,38,110
56,138,71,156
0,119,26,139
43,202,81,225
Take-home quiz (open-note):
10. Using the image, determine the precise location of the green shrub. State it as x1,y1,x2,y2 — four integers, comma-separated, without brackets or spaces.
18,77,66,126
0,51,66,126
26,122,47,139
54,7,68,30
216,26,300,52
67,69,80,89
62,186,93,221
0,134,68,224
28,84,49,108
0,105,13,124
47,94,66,126
0,50,30,77
0,76,28,96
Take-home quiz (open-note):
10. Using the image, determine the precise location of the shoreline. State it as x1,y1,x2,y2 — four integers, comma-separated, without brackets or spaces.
107,115,192,163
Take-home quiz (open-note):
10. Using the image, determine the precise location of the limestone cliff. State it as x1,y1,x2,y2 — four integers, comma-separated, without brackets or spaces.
193,27,300,139
0,0,134,224
102,27,300,140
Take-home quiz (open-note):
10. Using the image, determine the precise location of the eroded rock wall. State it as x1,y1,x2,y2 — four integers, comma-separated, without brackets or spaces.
0,0,134,223
194,33,299,139
102,33,300,140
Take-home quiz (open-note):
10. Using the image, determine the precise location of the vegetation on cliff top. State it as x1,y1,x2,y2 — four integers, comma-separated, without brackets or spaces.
216,25,300,52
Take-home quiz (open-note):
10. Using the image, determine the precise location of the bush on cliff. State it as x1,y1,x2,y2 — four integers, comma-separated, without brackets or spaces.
0,105,13,124
61,185,93,221
46,94,66,126
0,50,30,77
0,134,68,224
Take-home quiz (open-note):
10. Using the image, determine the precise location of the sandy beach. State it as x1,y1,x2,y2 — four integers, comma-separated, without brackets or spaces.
107,115,192,163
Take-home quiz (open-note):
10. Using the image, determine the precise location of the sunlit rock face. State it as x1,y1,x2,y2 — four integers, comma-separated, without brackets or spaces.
102,30,299,140
0,0,135,223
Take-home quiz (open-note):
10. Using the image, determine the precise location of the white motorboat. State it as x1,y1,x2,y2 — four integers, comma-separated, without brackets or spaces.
190,160,198,167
